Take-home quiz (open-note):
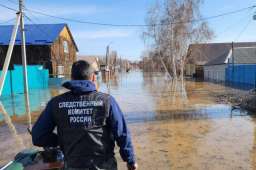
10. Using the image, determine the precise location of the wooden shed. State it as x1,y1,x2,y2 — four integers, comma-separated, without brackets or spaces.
0,23,78,77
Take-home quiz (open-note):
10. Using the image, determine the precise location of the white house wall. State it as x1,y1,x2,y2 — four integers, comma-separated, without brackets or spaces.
204,64,226,82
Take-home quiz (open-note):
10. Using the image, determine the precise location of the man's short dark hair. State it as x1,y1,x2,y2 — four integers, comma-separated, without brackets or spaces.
71,60,94,80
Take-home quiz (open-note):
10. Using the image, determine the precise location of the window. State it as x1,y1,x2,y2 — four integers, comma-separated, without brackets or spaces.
63,41,69,53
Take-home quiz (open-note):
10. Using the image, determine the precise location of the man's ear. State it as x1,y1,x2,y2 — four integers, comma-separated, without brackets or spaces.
92,74,96,82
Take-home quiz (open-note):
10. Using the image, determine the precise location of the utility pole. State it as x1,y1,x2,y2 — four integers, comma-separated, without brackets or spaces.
105,45,109,71
253,11,256,88
19,0,29,95
120,56,122,71
252,6,256,20
19,0,31,129
231,41,234,85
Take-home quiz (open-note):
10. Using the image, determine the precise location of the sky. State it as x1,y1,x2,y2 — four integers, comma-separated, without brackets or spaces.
0,0,256,61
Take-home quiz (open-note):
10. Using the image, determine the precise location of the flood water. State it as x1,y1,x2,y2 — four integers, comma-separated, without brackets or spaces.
0,71,255,170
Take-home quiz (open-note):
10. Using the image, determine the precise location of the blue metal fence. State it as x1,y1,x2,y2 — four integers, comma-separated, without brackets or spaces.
0,65,49,96
0,88,52,120
225,64,256,89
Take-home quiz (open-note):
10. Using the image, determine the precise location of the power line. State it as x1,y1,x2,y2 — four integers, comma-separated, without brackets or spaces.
218,10,252,36
24,15,61,64
0,3,17,12
4,2,256,27
24,15,51,37
25,5,256,27
0,2,255,27
0,17,16,24
234,17,252,41
6,0,18,6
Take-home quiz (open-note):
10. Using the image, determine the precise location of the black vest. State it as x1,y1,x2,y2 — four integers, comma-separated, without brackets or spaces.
52,91,115,168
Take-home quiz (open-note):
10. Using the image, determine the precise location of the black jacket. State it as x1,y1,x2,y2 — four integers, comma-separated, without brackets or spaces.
32,80,135,168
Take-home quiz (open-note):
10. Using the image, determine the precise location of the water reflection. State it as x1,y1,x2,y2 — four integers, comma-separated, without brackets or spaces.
100,71,121,93
0,71,255,169
137,72,248,121
100,71,157,121
0,88,52,122
24,92,32,130
0,71,252,124
0,102,24,149
98,71,254,125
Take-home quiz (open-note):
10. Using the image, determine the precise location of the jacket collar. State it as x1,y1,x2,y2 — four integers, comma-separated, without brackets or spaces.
62,80,97,93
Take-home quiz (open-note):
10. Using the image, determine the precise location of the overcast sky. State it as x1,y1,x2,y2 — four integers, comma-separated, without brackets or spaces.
0,0,256,61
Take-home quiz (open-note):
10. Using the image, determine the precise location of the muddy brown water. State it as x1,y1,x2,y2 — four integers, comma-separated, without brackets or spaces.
0,71,255,170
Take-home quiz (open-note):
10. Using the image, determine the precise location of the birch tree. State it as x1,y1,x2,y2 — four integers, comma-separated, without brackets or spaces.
143,0,213,78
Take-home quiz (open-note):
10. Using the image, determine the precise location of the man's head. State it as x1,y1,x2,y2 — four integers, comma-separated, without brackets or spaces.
71,60,97,81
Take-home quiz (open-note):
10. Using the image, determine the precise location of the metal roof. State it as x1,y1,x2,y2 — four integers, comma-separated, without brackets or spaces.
0,23,78,51
205,47,256,66
204,51,230,66
187,42,256,65
232,47,256,64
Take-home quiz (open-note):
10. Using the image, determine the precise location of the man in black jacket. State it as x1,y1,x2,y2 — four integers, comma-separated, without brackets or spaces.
32,60,137,170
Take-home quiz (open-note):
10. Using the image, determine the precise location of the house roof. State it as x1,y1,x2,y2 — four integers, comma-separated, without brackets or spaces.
205,51,230,66
77,55,99,64
0,23,78,51
77,55,100,71
187,42,256,65
231,47,256,64
205,47,256,66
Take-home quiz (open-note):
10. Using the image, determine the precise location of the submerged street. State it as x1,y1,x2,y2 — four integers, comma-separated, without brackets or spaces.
1,0,256,169
0,71,255,170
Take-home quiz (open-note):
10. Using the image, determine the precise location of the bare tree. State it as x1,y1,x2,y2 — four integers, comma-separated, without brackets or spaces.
142,0,213,79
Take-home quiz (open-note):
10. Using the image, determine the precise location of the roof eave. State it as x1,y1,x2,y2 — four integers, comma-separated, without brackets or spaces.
64,24,79,52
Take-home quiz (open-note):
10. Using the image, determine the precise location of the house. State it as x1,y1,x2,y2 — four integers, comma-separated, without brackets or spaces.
186,42,256,78
204,51,230,82
225,47,256,87
204,47,256,86
0,23,78,77
77,55,100,72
